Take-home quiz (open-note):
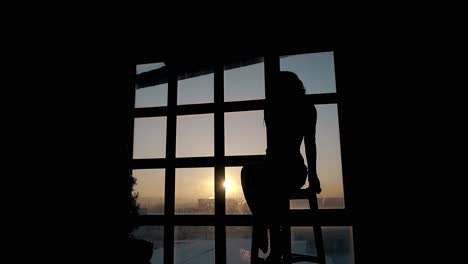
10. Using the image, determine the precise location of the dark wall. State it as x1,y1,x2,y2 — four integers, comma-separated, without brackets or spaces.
41,40,391,263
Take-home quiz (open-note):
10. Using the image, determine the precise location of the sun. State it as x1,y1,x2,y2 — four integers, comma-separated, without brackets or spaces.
223,180,232,189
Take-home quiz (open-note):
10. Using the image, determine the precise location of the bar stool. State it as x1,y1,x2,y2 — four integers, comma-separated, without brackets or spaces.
251,189,326,263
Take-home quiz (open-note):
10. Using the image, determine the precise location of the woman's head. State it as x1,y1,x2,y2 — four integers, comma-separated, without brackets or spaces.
272,71,305,98
264,71,306,125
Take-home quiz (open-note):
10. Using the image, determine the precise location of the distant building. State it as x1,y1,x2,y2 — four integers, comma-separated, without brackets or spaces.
198,198,215,213
226,198,251,214
138,197,164,214
138,207,148,214
197,198,250,214
290,197,345,209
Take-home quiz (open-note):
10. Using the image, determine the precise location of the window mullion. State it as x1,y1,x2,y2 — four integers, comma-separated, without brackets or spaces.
214,63,226,264
164,65,177,264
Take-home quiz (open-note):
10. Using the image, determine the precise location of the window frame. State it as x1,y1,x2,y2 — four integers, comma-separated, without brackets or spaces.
130,50,354,264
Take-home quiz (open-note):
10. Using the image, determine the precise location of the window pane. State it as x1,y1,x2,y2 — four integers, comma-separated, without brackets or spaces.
299,104,344,209
226,226,253,264
226,167,251,215
137,62,165,75
133,117,166,159
280,52,336,94
133,169,165,215
225,111,266,156
178,72,214,105
131,225,164,264
290,226,355,264
322,227,354,264
224,60,265,102
175,168,214,214
135,83,167,108
291,226,317,257
177,114,214,157
289,199,310,210
136,62,167,108
175,226,215,264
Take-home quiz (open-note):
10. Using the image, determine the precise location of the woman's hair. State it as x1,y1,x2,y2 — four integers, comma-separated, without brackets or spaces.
272,71,306,98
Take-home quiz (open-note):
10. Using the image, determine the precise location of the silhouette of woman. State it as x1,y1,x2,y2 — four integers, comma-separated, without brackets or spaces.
241,71,321,262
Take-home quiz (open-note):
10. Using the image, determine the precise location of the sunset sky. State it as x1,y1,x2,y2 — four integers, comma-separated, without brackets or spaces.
132,52,344,211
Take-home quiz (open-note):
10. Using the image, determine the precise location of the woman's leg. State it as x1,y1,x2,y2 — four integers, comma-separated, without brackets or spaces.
241,163,262,213
265,164,307,262
241,162,269,254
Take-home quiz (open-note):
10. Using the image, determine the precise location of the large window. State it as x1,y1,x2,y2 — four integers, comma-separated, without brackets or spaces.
132,51,353,264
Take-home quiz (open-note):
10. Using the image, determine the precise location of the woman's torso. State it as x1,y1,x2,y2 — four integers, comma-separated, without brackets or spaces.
264,98,313,188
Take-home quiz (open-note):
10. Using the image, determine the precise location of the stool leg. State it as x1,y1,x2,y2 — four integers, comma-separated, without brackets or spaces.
314,224,326,264
309,194,326,264
283,224,292,263
269,224,282,262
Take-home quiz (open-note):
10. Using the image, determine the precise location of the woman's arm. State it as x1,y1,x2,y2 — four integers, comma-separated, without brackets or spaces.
304,105,321,194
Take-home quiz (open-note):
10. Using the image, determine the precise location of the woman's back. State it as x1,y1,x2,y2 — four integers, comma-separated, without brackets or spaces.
265,96,316,164
264,94,316,189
